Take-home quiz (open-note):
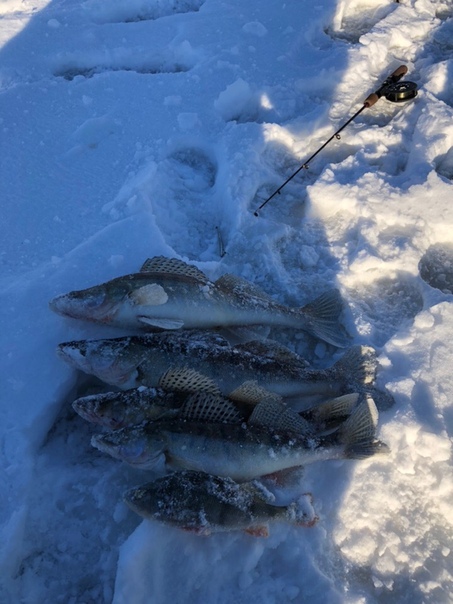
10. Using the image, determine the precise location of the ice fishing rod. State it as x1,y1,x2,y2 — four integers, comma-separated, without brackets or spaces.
254,64,417,216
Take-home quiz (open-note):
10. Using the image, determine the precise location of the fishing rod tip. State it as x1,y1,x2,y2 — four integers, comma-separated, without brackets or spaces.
254,211,259,217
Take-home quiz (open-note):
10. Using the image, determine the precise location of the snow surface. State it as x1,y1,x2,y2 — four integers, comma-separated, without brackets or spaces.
1,0,453,602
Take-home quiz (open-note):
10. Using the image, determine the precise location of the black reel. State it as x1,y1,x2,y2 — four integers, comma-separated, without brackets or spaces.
384,81,418,103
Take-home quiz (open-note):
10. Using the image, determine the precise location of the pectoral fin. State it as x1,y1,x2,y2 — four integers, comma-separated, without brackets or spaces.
138,316,184,329
129,284,169,306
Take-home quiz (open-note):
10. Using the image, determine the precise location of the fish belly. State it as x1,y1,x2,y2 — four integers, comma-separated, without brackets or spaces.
164,429,307,481
121,282,295,329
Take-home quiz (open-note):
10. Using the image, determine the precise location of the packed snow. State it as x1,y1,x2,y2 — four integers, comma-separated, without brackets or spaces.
1,0,453,602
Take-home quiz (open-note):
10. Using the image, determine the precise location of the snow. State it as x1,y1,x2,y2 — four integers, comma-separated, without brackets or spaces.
1,0,453,602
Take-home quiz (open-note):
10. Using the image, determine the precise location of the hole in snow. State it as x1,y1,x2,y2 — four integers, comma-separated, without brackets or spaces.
54,62,190,80
87,0,206,24
419,243,453,295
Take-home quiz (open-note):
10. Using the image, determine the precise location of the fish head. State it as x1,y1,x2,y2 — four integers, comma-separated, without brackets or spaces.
57,338,142,388
91,426,165,469
123,483,162,518
49,279,131,324
72,393,127,430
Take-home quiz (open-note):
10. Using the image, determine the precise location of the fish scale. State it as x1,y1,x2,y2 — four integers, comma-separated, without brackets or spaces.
124,471,317,535
49,255,350,347
58,330,378,401
92,397,389,481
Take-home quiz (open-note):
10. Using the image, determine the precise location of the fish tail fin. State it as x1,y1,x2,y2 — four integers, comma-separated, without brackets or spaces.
338,397,390,459
329,345,378,390
300,289,350,348
287,493,318,527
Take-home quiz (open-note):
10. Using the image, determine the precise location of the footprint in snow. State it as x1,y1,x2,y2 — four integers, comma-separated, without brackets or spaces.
419,243,453,295
86,0,206,24
149,146,220,259
347,271,424,347
435,146,453,181
53,48,193,81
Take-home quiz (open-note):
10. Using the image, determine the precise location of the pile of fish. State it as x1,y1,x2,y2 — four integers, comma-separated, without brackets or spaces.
50,256,389,536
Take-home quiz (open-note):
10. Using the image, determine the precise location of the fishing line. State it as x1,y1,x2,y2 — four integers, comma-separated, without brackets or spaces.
254,65,418,216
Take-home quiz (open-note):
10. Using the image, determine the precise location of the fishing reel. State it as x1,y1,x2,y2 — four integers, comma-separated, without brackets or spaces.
363,65,418,108
383,80,418,103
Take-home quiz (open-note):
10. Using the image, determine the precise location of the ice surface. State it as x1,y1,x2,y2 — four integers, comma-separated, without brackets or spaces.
1,0,453,602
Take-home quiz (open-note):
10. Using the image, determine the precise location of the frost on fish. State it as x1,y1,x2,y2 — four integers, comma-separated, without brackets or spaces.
72,386,183,430
56,330,379,403
72,361,361,433
49,256,350,347
91,396,389,480
123,471,317,535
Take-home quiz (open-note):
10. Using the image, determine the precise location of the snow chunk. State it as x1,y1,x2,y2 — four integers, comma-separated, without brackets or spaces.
47,19,61,29
214,78,256,122
242,21,268,37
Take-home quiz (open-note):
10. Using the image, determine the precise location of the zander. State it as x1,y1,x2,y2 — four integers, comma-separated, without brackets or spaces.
57,330,377,402
73,376,358,432
49,256,349,347
92,397,389,481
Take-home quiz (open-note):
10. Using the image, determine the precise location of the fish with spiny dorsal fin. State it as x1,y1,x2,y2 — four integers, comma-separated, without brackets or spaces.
57,330,377,402
49,256,350,347
72,365,359,432
123,471,317,536
91,397,389,480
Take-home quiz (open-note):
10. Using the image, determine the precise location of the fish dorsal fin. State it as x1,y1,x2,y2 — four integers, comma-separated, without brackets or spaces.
249,400,313,436
158,367,221,395
234,340,307,367
228,381,283,405
139,256,209,284
274,409,314,435
307,393,359,423
214,274,273,303
248,399,282,426
179,392,244,424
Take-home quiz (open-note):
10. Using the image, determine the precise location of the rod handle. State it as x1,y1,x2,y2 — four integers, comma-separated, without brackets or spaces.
391,65,408,80
363,93,379,108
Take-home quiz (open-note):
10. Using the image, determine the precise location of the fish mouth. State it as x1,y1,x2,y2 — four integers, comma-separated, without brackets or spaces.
57,341,139,387
49,291,115,323
123,487,154,517
57,342,93,371
72,399,100,424
72,395,125,429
